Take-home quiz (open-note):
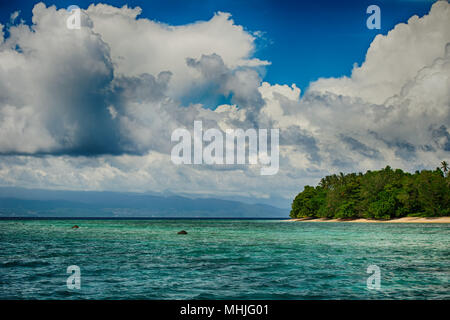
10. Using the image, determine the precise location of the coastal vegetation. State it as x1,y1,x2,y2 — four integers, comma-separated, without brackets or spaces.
290,163,450,220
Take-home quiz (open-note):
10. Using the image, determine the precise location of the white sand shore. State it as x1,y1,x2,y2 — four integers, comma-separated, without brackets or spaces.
288,217,450,223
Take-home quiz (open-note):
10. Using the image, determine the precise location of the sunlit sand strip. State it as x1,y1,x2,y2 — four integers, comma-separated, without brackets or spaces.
288,217,450,223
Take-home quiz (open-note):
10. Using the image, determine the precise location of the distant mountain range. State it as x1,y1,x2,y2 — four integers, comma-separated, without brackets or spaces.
0,187,288,218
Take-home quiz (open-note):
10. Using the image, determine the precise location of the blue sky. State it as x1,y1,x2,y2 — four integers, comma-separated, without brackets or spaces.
0,0,436,89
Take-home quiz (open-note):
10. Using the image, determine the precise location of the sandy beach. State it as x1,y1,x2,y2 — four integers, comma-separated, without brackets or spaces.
288,217,450,223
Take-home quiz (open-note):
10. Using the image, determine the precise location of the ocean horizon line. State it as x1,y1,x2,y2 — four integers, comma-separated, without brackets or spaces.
0,217,290,220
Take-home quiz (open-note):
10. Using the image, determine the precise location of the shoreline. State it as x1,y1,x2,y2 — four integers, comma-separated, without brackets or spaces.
288,216,450,223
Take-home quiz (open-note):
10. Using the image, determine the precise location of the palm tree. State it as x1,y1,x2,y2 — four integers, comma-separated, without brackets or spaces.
441,161,449,177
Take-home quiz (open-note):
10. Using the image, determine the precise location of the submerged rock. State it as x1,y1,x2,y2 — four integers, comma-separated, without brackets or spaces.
72,225,79,229
177,230,188,235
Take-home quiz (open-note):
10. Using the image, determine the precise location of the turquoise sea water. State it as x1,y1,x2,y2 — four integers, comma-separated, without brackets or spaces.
0,219,449,299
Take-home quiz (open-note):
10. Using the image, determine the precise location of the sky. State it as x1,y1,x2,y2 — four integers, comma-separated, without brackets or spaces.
0,0,448,207
0,0,437,90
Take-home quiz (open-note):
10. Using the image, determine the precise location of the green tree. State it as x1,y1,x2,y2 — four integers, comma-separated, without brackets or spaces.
441,161,449,177
290,186,325,218
290,164,450,220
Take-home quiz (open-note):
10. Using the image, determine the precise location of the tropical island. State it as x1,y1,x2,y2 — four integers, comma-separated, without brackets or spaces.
290,162,450,222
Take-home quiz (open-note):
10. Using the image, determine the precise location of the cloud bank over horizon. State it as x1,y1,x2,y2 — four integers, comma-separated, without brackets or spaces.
0,1,449,204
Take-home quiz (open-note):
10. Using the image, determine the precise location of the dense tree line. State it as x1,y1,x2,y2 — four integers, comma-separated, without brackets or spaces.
290,163,450,219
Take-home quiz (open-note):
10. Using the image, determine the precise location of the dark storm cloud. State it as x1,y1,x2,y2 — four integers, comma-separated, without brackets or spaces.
280,125,321,163
340,135,381,159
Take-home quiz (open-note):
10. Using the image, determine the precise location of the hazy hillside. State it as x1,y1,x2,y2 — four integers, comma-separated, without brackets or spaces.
0,187,287,218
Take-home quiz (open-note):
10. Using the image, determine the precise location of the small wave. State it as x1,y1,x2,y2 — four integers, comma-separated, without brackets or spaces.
1,260,51,268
